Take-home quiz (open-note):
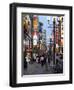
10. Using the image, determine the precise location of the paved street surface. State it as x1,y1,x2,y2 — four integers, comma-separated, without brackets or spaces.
23,59,63,75
23,62,53,75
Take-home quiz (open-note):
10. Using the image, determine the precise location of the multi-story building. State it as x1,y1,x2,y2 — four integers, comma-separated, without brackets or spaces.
60,17,64,54
42,29,46,45
23,15,32,57
52,16,64,54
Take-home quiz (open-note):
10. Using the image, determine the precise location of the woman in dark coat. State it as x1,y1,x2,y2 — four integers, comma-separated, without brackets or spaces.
24,57,27,69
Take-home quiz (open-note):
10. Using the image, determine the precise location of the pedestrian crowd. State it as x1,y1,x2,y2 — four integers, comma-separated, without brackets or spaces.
24,53,48,69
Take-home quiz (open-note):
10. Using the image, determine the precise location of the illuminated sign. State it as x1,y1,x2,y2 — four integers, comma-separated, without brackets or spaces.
33,32,38,45
33,15,38,30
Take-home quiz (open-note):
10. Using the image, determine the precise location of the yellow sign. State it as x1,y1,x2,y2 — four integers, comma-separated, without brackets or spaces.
33,17,38,30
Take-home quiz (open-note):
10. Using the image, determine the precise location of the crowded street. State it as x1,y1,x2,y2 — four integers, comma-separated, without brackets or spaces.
22,14,64,75
23,54,63,75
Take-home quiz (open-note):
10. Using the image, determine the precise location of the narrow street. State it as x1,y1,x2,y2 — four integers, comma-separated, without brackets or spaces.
22,14,64,75
23,57,63,75
23,62,54,75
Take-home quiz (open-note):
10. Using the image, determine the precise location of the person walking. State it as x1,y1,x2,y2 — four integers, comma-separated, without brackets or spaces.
24,57,27,69
40,55,44,67
44,55,48,71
